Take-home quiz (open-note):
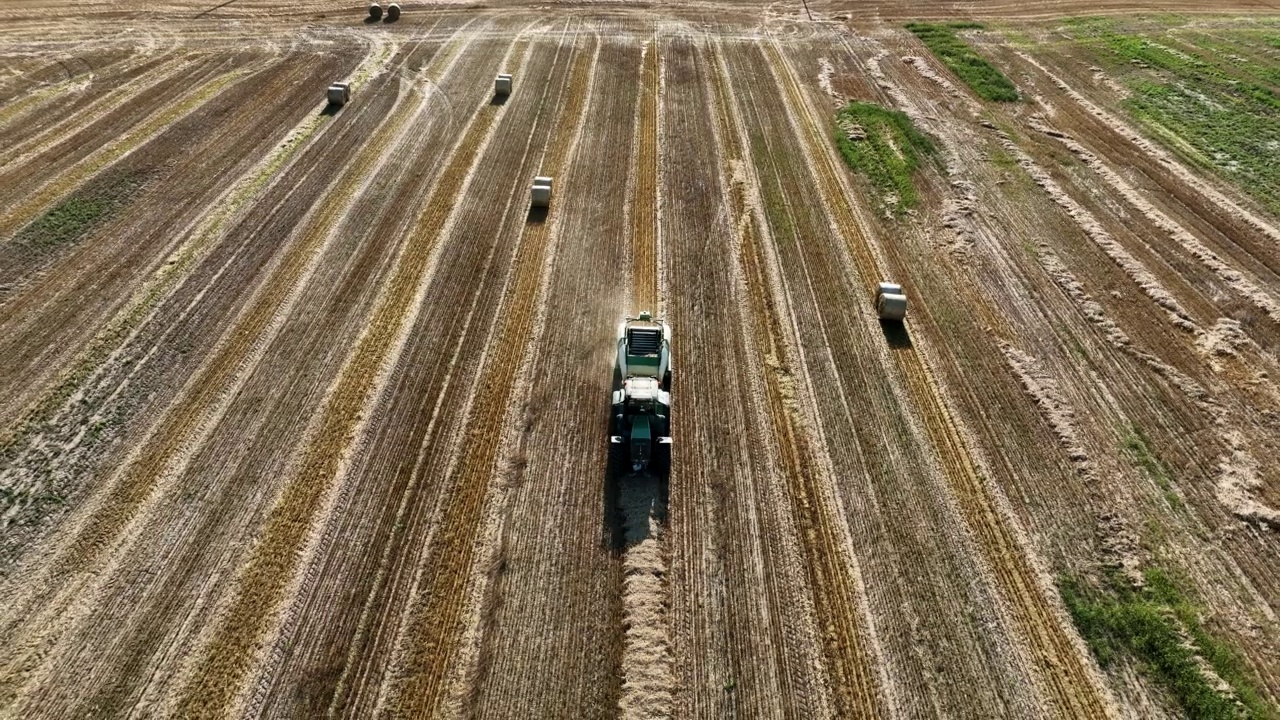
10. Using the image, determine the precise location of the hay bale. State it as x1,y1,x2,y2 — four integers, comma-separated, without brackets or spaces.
368,2,382,20
327,83,349,106
531,183,552,208
494,73,513,96
386,3,400,20
877,293,908,321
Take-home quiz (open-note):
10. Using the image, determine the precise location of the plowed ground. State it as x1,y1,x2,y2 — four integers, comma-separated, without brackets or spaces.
0,4,1277,718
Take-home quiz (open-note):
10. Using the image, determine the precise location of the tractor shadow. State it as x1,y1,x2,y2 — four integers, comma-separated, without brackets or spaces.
603,461,669,554
879,319,913,350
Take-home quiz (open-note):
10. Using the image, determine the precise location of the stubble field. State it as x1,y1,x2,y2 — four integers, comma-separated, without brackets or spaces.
1,1,1278,717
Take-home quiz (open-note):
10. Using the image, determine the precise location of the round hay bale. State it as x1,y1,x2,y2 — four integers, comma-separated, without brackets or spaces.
368,2,382,20
877,293,908,321
876,281,902,298
531,184,552,208
386,2,400,20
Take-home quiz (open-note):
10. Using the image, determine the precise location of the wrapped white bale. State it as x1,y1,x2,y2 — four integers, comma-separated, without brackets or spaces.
368,2,382,19
533,176,553,190
494,73,513,96
877,292,908,321
386,3,400,20
327,84,348,106
531,182,552,208
876,281,902,298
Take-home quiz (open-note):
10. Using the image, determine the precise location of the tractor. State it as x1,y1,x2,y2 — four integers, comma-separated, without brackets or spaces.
609,312,672,475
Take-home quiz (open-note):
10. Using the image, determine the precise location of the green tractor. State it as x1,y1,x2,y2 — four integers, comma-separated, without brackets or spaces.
610,312,672,475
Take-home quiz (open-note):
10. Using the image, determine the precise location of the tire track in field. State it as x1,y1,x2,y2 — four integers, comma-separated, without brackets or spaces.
992,130,1201,336
0,52,114,129
707,37,835,718
0,42,412,708
986,111,1280,526
0,50,335,407
1018,109,1280,374
708,38,885,720
462,37,633,720
732,40,1025,717
38,40,448,712
164,30,492,720
630,37,659,312
0,52,270,240
237,28,548,719
763,40,1115,719
148,30,492,720
173,26,544,720
852,33,1149,617
0,48,362,559
0,51,325,429
617,36,675,720
998,45,1280,532
662,36,802,717
0,71,92,131
0,50,177,164
3,46,424,714
997,55,1280,344
1012,49,1280,252
886,38,1280,694
0,52,229,222
378,32,597,719
0,47,366,554
0,52,103,108
661,37,744,716
1034,118,1280,328
237,28,540,719
0,41,384,490
0,48,191,163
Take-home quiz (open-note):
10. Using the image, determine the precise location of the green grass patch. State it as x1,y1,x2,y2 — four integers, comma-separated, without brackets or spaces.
1064,19,1280,215
1121,424,1182,510
834,101,937,215
1056,323,1089,360
905,22,1020,101
1060,569,1277,719
988,145,1018,168
14,170,144,254
1121,425,1172,490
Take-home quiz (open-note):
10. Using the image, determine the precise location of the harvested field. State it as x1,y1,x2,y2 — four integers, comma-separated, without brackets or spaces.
1,3,1278,718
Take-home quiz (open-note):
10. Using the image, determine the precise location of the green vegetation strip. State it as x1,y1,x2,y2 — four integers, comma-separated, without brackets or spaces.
1063,17,1280,215
833,101,936,214
1120,424,1182,509
1060,569,1277,719
905,22,1019,102
13,170,145,254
